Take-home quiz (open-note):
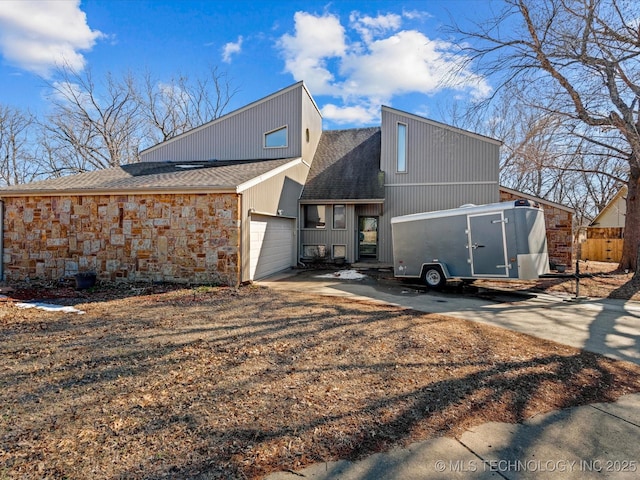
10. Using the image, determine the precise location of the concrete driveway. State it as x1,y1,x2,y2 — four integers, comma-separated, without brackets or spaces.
259,268,640,366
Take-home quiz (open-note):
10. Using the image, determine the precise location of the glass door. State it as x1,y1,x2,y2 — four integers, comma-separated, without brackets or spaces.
358,216,378,259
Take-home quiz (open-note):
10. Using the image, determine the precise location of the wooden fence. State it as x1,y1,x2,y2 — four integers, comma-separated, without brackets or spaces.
579,239,623,263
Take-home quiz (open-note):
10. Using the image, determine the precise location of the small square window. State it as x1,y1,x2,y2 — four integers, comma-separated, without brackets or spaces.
333,204,346,229
304,205,326,228
333,245,346,259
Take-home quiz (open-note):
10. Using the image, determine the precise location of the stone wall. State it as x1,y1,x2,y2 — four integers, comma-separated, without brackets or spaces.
2,192,241,285
499,190,574,267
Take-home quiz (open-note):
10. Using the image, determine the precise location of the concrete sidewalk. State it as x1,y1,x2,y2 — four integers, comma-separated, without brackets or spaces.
266,393,640,480
260,270,640,479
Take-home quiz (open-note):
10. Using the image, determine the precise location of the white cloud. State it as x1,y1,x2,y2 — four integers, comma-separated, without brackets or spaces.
277,9,491,125
349,12,402,44
277,11,346,95
321,103,379,125
222,36,243,63
0,0,103,77
402,9,432,21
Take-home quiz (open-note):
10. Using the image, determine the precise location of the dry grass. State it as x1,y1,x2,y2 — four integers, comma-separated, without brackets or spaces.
476,260,640,301
2,274,640,479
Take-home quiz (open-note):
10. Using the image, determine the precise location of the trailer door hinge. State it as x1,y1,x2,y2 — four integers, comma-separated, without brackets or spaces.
492,218,509,224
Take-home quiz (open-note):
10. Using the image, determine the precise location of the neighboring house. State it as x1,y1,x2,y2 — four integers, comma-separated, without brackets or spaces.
580,185,627,262
499,186,574,267
0,82,501,285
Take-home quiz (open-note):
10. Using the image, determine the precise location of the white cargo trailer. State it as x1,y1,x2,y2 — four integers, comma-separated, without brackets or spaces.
391,200,550,288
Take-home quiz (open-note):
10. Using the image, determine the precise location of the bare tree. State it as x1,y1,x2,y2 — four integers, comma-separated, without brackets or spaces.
0,105,40,186
43,66,142,171
39,65,237,174
139,67,237,146
451,0,640,274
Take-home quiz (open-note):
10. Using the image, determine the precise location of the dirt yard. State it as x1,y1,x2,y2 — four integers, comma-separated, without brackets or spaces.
2,261,640,479
474,260,640,300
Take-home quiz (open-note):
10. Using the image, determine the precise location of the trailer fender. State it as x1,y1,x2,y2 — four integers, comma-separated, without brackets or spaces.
420,263,449,289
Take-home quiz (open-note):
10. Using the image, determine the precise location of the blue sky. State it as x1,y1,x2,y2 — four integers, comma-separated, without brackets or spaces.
0,0,496,129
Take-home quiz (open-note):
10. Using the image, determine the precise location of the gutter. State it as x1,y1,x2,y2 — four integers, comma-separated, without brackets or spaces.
0,186,239,197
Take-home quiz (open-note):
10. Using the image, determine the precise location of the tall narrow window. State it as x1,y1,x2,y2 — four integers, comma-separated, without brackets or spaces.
333,204,346,229
264,126,288,148
397,123,407,172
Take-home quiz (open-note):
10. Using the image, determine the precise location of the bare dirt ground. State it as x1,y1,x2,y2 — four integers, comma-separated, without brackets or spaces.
476,260,640,301
2,261,640,479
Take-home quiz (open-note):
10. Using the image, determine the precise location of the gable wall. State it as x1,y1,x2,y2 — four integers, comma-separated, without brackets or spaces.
593,193,626,228
380,108,499,184
301,86,323,162
141,85,312,163
2,193,241,285
377,108,500,262
239,161,311,282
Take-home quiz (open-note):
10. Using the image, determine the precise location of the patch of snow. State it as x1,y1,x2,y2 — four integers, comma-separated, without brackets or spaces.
16,302,85,315
315,270,367,280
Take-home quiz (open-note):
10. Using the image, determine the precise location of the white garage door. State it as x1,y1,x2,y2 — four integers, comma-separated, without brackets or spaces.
249,215,294,280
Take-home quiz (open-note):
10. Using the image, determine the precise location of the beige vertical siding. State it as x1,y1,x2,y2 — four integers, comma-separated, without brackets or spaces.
141,83,310,162
299,203,384,263
381,107,500,184
239,160,311,282
300,204,356,262
301,86,323,161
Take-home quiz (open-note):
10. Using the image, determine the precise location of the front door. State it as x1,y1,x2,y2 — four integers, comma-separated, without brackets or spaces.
468,212,509,277
358,216,378,259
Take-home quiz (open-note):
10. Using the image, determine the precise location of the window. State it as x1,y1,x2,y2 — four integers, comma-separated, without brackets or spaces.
332,245,346,259
304,205,326,228
264,126,288,148
333,204,346,229
397,122,407,172
303,245,326,258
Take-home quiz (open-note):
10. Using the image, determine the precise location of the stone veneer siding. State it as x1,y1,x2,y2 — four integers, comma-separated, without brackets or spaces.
499,190,574,267
2,193,241,285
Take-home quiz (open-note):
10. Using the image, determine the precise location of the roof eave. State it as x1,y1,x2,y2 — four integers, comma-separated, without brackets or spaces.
236,157,304,192
300,198,384,204
0,186,239,197
499,186,575,214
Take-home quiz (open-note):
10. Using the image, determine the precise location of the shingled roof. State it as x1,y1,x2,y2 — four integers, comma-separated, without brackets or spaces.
301,127,384,201
0,158,299,195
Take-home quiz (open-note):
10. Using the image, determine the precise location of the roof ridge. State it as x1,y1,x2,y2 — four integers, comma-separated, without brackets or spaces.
322,126,380,134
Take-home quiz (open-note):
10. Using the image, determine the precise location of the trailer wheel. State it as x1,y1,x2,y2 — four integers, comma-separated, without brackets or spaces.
423,266,446,289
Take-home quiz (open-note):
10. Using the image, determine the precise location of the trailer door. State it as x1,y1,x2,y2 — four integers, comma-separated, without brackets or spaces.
467,212,509,277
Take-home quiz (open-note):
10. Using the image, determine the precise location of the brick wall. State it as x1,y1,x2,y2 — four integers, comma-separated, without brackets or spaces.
499,190,574,267
2,192,241,285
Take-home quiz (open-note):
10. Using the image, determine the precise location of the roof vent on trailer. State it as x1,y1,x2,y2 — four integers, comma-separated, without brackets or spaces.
514,199,540,208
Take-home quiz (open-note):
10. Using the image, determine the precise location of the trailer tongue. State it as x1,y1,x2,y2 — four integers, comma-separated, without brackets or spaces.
391,200,550,288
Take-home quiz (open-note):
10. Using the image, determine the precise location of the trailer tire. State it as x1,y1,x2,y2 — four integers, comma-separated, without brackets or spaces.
423,266,446,289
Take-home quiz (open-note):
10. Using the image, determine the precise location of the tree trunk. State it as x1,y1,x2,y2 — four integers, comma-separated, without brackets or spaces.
621,162,640,277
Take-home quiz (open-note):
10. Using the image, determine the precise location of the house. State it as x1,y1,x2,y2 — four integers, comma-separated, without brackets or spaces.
299,107,501,265
579,185,627,262
0,82,501,285
499,186,574,267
